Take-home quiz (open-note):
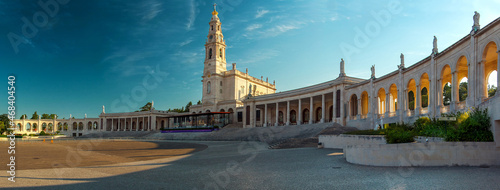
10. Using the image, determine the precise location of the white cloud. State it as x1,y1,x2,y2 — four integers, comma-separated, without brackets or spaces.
256,9,269,18
186,0,197,31
179,39,193,47
141,1,162,21
246,24,262,31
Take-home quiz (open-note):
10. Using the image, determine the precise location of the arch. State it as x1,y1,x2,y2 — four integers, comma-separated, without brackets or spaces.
33,123,38,132
132,121,136,130
220,109,225,112
407,79,416,110
161,120,165,129
389,84,398,112
63,123,68,131
139,121,143,130
48,123,53,131
209,48,212,59
25,123,31,131
290,110,297,124
72,122,77,130
87,121,92,130
482,41,498,98
42,123,47,131
303,109,310,123
361,91,369,115
315,107,322,122
420,73,430,108
57,123,62,131
349,94,358,116
17,123,22,131
93,122,98,130
441,65,452,106
206,110,211,113
456,56,469,102
377,88,386,114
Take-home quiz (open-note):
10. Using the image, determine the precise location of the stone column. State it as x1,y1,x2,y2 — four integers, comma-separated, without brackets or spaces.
309,97,313,124
275,102,279,126
136,117,139,131
298,98,302,125
250,102,255,127
404,90,408,116
357,98,361,119
386,92,391,117
415,84,421,115
451,71,458,112
332,89,336,122
321,94,325,123
479,60,486,102
340,89,345,126
497,50,500,94
111,118,114,131
242,104,247,128
151,115,157,131
264,104,268,127
286,101,290,125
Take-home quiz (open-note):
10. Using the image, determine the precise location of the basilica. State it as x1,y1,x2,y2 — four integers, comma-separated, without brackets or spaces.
10,7,500,147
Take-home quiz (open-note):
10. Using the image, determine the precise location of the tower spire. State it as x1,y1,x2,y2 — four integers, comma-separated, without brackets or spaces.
212,3,218,15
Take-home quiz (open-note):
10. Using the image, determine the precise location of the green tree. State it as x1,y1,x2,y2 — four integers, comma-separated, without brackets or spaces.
138,102,152,111
443,83,451,105
421,87,428,108
488,85,497,97
20,114,27,119
185,101,193,112
0,121,5,134
0,114,11,134
197,100,202,105
408,91,415,110
41,114,57,119
459,82,468,101
31,111,39,119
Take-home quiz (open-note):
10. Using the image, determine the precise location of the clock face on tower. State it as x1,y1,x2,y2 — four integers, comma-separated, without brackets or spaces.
209,35,213,39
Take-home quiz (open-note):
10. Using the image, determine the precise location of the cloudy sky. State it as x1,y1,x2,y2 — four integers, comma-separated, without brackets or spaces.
1,0,499,118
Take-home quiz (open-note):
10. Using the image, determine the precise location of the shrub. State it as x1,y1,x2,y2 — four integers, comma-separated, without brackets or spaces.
39,131,46,136
446,108,493,142
385,122,415,144
344,129,386,135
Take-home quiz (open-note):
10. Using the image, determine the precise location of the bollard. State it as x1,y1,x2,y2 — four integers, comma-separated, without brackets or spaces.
51,139,53,144
43,139,45,142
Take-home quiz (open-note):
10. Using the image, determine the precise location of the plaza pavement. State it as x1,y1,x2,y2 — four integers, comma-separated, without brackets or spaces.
1,140,499,189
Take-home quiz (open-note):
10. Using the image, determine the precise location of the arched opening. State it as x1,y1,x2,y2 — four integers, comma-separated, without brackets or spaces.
443,82,451,106
303,109,310,123
278,111,284,124
26,123,31,131
17,123,22,131
161,120,165,129
420,73,430,109
93,122,98,130
290,110,297,124
487,71,497,97
482,42,498,99
63,123,68,131
407,79,416,111
328,105,333,122
48,123,53,131
378,88,386,115
220,109,225,112
209,48,212,59
42,123,47,131
78,122,84,131
457,56,468,102
139,121,143,130
349,94,358,117
206,110,211,113
207,81,211,94
361,91,369,116
57,123,62,131
73,122,77,131
336,90,341,118
87,121,92,130
315,107,322,122
389,84,398,113
441,65,452,106
33,123,38,132
132,121,136,130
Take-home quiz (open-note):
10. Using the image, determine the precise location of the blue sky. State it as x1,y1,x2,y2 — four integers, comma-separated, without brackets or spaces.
1,0,499,118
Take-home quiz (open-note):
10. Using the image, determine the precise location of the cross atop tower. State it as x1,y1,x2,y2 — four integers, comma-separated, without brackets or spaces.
212,3,218,15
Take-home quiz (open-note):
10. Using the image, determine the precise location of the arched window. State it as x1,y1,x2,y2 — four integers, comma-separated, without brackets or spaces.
209,49,212,59
220,89,222,94
220,81,223,86
207,81,211,94
211,25,213,30
220,48,222,58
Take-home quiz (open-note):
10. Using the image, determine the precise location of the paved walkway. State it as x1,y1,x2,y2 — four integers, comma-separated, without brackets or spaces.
1,140,499,189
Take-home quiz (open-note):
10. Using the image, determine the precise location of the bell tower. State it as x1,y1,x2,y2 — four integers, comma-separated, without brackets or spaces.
202,4,227,108
203,4,227,75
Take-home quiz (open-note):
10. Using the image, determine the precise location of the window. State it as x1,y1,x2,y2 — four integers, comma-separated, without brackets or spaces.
256,110,260,121
218,25,220,30
220,89,222,94
209,49,212,59
220,81,222,86
207,81,211,94
211,25,213,30
220,48,222,58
